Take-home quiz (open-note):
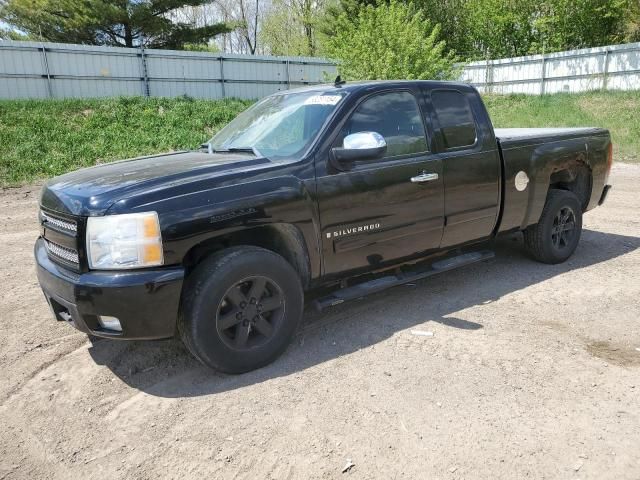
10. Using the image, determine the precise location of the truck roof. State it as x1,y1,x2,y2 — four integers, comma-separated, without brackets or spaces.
280,79,476,95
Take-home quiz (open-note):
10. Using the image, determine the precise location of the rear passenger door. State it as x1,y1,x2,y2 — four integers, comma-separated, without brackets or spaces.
315,89,445,276
428,89,501,247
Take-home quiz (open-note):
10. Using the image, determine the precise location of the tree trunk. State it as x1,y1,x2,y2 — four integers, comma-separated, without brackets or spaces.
303,0,314,55
124,22,133,47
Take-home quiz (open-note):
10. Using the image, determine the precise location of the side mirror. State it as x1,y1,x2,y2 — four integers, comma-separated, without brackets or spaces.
331,132,387,168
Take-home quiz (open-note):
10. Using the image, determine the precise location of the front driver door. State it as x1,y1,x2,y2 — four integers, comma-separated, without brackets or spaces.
315,89,445,276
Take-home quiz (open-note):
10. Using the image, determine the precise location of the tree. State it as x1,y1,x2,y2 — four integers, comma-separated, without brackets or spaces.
463,0,630,60
464,0,540,59
318,0,471,58
236,0,260,54
261,0,325,56
413,0,472,59
261,5,310,56
625,0,640,42
534,0,628,52
317,0,375,46
0,0,232,49
0,26,30,40
261,0,327,56
324,1,458,80
178,0,263,54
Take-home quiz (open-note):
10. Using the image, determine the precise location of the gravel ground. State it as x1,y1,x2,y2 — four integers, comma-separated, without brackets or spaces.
0,164,639,480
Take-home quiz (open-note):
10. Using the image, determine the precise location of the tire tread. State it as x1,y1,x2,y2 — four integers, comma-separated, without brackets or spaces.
178,246,303,373
524,189,582,264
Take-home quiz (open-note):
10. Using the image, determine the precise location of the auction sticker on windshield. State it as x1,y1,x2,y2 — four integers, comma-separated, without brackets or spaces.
304,95,343,106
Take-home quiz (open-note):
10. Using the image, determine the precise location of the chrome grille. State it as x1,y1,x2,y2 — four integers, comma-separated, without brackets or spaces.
41,211,77,233
44,239,80,265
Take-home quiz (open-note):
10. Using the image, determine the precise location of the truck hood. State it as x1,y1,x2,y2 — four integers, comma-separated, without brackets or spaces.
40,151,270,216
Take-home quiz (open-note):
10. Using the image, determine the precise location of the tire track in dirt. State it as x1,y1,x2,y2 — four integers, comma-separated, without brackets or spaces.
0,335,88,405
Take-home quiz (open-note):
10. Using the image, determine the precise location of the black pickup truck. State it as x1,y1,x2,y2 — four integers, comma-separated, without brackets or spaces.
35,80,613,373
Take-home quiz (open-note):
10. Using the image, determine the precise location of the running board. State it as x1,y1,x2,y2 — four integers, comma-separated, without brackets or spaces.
312,250,495,312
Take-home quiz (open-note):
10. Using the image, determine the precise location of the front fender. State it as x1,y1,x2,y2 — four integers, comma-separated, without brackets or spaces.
146,175,320,279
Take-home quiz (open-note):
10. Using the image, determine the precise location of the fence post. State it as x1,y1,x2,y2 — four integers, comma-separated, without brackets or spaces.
219,56,226,98
40,44,53,98
540,54,546,95
139,47,150,97
482,56,494,94
285,59,291,90
603,50,611,91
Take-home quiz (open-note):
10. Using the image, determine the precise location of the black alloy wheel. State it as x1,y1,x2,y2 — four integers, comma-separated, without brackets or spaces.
550,206,577,251
524,189,583,264
216,276,285,350
178,246,304,373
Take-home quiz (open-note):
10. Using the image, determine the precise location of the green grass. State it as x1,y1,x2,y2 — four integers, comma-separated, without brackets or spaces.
0,91,638,186
483,90,640,163
0,96,251,186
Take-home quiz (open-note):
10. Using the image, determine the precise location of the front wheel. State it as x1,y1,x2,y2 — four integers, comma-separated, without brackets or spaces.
524,189,583,264
178,246,304,373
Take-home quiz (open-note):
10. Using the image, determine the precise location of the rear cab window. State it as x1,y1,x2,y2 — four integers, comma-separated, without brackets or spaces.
431,90,478,150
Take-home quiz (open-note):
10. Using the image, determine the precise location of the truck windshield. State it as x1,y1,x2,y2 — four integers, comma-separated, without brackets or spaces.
208,90,347,159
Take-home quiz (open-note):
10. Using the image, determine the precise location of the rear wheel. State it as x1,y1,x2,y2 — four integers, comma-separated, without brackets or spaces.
178,246,304,373
524,189,583,264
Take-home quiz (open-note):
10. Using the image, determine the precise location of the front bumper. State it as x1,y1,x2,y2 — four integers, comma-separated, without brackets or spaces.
35,237,185,340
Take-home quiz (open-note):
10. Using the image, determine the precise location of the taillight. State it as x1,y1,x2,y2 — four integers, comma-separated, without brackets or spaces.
604,142,613,184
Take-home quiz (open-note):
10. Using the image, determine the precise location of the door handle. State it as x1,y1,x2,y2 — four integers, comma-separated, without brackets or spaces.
410,172,439,183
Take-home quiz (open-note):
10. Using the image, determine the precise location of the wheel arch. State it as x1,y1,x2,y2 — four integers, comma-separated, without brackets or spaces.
522,141,593,228
182,223,312,289
548,161,592,211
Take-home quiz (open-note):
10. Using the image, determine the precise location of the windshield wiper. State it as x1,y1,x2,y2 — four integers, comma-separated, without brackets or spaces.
202,142,262,157
225,147,263,157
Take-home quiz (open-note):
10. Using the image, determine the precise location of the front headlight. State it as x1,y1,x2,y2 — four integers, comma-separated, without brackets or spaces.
86,212,163,270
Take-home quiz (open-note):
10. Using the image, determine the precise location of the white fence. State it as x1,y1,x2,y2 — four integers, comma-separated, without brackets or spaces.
460,42,640,95
0,40,336,100
1,40,639,99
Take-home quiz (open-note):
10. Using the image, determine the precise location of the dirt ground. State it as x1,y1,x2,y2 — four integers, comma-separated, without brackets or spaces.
0,164,639,480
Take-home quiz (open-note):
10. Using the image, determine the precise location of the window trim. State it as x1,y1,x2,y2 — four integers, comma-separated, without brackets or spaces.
430,88,480,152
331,88,431,164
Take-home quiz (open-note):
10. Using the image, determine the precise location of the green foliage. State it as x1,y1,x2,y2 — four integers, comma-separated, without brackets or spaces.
324,1,458,80
460,0,630,59
183,43,221,53
0,97,251,186
321,0,635,61
412,0,473,59
0,0,232,48
484,91,640,162
317,0,377,41
532,0,628,52
463,0,540,58
624,0,640,42
0,26,31,40
261,0,327,57
3,0,637,58
261,4,312,56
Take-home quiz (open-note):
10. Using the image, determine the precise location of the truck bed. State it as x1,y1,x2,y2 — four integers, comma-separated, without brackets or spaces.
495,127,607,146
495,127,611,235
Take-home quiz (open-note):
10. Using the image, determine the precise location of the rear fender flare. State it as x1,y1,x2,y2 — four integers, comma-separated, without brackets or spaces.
523,139,590,228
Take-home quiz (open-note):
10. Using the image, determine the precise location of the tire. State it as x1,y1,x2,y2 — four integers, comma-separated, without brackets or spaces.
524,189,583,264
178,246,304,373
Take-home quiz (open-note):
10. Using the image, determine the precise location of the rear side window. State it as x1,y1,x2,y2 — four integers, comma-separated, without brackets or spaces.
342,91,428,158
431,90,477,149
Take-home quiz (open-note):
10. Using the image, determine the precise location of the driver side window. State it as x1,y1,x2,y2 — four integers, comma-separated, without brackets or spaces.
341,91,428,158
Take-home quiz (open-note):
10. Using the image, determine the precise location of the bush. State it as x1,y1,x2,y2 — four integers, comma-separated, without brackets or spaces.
324,0,458,81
